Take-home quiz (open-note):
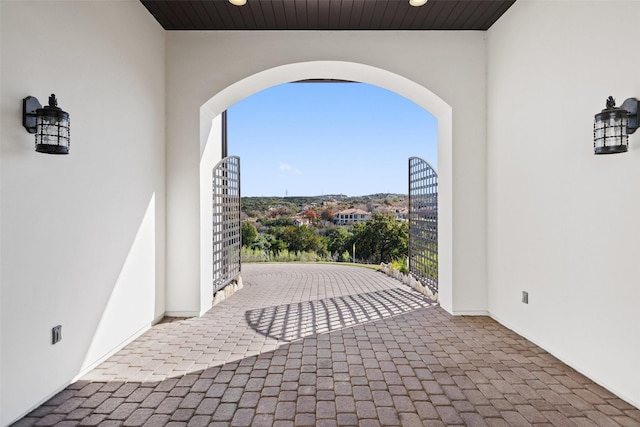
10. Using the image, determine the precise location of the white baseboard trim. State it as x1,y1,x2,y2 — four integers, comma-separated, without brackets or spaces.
164,310,204,317
450,310,490,316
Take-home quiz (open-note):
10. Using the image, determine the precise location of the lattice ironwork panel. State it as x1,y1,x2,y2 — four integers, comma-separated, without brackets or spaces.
408,157,438,294
212,156,241,293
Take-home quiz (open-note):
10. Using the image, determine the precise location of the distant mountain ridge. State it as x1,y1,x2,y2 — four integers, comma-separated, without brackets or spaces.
241,193,408,219
243,192,406,201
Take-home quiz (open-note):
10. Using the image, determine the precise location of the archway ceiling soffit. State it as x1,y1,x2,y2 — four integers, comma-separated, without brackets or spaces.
141,0,516,31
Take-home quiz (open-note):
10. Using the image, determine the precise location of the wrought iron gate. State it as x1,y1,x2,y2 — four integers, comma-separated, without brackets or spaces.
408,157,438,294
212,156,241,293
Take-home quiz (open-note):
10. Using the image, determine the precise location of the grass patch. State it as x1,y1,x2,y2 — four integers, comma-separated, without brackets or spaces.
241,259,380,271
316,261,380,270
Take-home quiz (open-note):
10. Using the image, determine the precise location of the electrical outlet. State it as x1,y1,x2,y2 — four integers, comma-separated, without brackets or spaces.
522,291,529,304
52,325,62,344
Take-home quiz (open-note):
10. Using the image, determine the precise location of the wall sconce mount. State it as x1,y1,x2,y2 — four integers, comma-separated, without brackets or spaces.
22,94,70,155
594,96,639,154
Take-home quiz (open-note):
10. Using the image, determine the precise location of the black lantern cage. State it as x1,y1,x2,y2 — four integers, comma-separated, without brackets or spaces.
35,95,70,154
23,94,70,155
594,97,628,154
593,96,640,155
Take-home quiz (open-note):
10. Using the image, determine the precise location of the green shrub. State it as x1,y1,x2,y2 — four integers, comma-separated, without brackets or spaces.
241,247,329,263
391,258,409,274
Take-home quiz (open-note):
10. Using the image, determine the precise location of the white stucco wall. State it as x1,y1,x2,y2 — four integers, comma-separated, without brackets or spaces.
166,31,489,317
0,1,166,424
487,0,640,407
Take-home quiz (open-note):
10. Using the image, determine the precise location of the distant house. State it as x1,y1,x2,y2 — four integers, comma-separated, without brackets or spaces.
292,216,310,227
394,208,408,221
334,208,371,225
374,206,408,221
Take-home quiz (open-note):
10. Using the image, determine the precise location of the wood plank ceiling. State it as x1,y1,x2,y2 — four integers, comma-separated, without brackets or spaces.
141,0,516,31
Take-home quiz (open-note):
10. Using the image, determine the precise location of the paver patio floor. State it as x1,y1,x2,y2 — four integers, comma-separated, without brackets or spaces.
14,264,640,426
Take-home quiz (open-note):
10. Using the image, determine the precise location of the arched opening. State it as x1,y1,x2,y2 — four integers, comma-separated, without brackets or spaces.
199,61,453,312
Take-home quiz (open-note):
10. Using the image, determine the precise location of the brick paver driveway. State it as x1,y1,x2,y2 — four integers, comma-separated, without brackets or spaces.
14,264,640,426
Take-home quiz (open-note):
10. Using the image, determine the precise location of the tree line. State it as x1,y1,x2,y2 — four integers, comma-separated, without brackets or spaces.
242,213,408,264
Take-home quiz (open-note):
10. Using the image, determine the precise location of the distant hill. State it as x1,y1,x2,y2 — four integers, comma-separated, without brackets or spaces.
241,193,407,218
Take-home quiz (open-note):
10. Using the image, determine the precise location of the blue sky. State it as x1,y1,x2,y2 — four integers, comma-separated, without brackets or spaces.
228,82,437,197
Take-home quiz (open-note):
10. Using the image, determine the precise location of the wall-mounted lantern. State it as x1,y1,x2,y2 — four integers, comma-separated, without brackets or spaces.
22,94,70,155
594,96,639,154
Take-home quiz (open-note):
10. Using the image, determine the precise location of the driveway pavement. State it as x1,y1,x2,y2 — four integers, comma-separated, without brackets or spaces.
13,263,640,426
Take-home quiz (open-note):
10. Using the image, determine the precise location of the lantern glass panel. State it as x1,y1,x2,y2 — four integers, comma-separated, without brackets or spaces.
36,115,57,146
594,124,604,148
58,116,70,141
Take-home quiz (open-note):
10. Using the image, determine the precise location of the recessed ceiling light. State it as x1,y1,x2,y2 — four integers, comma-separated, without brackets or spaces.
409,0,428,6
229,0,247,6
